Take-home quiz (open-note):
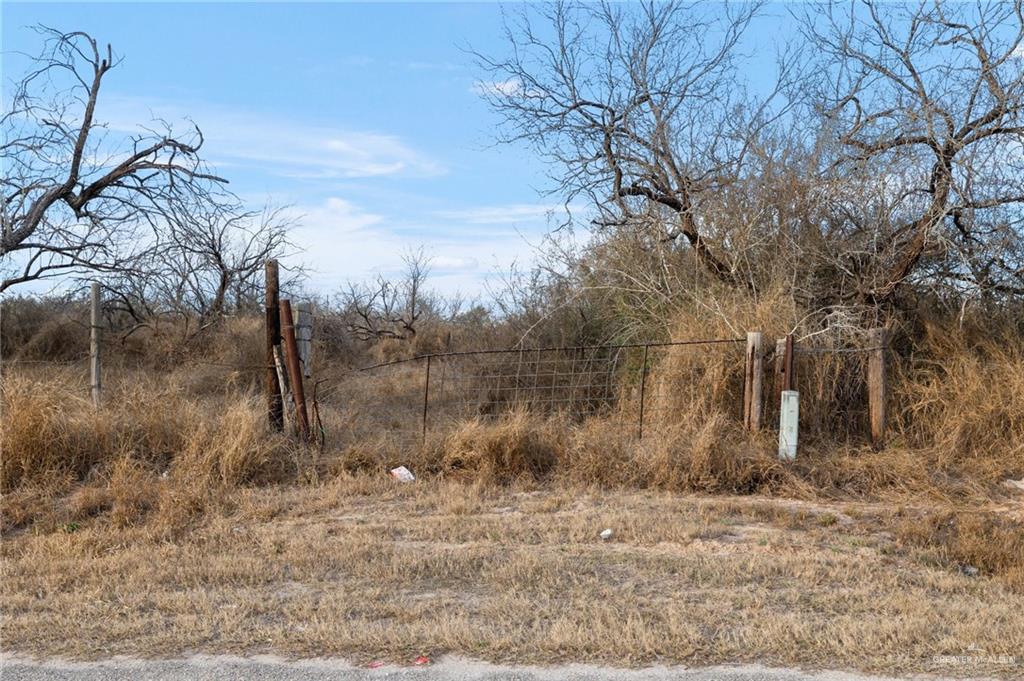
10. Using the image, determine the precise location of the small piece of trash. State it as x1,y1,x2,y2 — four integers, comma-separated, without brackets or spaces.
413,655,431,665
366,660,385,669
390,466,415,482
1003,478,1024,492
959,565,980,577
600,528,613,541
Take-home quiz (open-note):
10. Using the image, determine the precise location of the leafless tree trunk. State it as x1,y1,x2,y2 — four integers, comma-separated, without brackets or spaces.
1,27,227,292
476,1,793,287
801,1,1024,304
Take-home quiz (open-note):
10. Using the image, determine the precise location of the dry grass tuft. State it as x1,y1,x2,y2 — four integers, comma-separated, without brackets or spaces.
640,416,796,494
1,370,298,535
438,410,564,485
896,509,1024,590
896,329,1024,486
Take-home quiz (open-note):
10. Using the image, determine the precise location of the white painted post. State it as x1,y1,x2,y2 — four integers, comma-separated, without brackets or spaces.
296,302,313,378
778,390,799,460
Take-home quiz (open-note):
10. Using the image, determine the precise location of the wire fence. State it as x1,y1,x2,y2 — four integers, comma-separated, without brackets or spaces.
2,313,893,450
316,338,748,447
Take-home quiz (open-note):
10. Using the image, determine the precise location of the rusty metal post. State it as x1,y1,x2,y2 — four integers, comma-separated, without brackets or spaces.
265,260,283,431
782,333,796,392
89,282,101,408
637,344,649,440
421,354,432,444
868,327,888,450
280,299,310,440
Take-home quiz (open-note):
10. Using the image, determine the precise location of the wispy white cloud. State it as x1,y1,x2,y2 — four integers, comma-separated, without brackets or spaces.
289,198,385,235
433,203,562,225
284,198,563,294
98,94,446,180
471,78,526,98
431,255,479,271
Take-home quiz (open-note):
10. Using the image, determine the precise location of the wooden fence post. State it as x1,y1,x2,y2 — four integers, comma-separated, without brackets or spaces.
296,302,313,378
868,327,888,449
90,282,101,408
280,299,311,440
774,337,786,405
421,354,432,444
265,260,284,431
743,331,764,431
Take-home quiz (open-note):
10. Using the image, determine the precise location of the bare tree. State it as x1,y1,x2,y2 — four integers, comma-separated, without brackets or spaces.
476,1,792,286
96,203,298,340
341,249,433,342
1,27,226,292
801,1,1024,304
163,204,296,322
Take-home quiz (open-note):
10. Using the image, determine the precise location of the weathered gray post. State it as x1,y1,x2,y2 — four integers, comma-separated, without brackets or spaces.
296,302,313,378
743,331,764,431
868,327,888,450
90,283,101,408
280,299,310,441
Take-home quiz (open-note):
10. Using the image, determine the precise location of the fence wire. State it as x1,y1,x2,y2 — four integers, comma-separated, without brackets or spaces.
318,338,746,447
3,328,889,449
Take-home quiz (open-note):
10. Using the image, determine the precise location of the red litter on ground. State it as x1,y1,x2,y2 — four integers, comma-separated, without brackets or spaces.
413,655,431,665
366,660,385,669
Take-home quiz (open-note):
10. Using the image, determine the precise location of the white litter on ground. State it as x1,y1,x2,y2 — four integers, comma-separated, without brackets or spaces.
389,466,415,482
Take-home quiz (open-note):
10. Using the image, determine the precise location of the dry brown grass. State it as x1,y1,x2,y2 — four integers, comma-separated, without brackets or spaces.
2,481,1023,677
4,346,1022,526
3,309,1024,673
1,368,300,537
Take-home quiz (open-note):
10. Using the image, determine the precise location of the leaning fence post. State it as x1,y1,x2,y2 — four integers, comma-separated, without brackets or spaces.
868,327,888,449
743,331,764,432
265,260,284,431
296,302,313,378
90,282,101,408
773,334,796,415
280,299,310,440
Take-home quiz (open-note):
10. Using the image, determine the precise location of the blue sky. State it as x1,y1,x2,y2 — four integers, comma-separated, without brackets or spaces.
2,2,792,298
2,2,565,296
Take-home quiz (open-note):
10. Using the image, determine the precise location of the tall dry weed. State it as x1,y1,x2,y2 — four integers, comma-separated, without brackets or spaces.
895,328,1024,485
1,369,298,533
437,410,564,485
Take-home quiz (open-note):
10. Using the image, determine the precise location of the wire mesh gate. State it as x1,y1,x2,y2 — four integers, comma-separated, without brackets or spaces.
331,338,746,447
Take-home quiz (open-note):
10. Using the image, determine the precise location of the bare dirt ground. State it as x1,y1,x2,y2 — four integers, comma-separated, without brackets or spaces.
2,479,1022,679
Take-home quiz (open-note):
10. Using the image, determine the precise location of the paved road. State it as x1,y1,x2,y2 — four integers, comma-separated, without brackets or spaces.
0,655,970,681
